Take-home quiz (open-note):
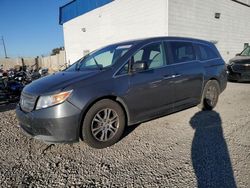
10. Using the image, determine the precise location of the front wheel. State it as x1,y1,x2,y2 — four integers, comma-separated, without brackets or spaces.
82,99,125,149
199,80,220,111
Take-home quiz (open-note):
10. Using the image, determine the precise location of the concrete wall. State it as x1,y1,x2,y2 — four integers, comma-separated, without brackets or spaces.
40,50,67,72
63,0,169,63
0,50,66,72
0,57,35,70
168,0,250,62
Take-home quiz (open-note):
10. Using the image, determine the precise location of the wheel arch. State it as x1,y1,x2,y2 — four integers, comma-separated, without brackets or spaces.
199,78,221,111
205,77,221,92
78,95,130,140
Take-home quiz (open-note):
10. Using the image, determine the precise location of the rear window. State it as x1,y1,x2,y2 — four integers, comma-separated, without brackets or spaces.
170,42,196,64
197,44,219,61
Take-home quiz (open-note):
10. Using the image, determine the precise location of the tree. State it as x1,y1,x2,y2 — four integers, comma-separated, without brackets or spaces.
51,47,64,55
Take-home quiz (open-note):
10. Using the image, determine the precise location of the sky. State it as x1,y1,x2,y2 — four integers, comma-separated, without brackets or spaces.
0,0,71,58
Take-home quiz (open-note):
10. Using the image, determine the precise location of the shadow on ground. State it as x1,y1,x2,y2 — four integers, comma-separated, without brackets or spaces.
121,123,141,141
0,103,17,112
190,111,237,188
228,80,250,84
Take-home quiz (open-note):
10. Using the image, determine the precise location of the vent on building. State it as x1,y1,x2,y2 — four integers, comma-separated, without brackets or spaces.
81,28,86,32
244,43,249,49
215,13,221,19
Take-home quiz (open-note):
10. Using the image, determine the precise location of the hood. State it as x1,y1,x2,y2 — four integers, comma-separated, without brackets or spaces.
229,56,250,64
23,70,99,95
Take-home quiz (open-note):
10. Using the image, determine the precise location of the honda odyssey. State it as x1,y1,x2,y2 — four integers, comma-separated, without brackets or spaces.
16,37,227,148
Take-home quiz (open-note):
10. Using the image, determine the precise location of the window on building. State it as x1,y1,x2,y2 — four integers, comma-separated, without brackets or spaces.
244,43,249,49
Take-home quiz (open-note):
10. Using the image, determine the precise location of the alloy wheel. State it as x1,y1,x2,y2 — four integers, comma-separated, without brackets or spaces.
91,108,119,142
205,85,218,107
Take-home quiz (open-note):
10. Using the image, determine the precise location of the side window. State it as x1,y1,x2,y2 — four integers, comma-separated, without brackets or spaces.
170,42,196,64
133,42,165,69
116,42,165,76
84,58,96,67
197,44,218,61
117,63,129,75
134,50,143,62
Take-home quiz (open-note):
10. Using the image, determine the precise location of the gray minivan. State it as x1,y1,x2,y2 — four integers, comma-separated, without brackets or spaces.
16,37,227,148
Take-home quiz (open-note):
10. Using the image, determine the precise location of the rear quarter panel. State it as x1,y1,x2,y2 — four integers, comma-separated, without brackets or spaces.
203,58,227,93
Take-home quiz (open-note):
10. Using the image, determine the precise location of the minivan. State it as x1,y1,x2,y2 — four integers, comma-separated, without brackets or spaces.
16,37,227,149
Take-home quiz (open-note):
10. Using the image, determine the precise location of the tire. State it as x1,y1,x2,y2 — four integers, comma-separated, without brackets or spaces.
199,80,220,111
82,99,125,149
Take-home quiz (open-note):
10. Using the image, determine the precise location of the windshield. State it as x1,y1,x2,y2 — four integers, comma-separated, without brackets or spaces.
240,46,250,56
66,43,133,71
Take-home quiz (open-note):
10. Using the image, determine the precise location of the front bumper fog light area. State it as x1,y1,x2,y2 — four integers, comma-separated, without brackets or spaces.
36,90,73,110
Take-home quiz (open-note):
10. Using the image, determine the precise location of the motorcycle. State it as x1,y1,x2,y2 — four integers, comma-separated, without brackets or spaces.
0,73,24,104
0,63,49,104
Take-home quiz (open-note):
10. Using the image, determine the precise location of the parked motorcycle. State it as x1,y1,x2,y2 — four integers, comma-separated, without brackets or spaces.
0,74,24,104
0,63,49,104
0,65,4,77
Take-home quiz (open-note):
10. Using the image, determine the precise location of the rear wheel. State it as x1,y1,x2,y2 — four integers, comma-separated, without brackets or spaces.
199,80,220,111
82,99,125,149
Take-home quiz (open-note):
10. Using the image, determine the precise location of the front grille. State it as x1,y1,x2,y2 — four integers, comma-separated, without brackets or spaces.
21,124,51,136
232,64,250,73
20,92,37,112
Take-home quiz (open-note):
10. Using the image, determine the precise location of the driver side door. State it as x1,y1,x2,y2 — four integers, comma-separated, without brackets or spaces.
124,42,175,123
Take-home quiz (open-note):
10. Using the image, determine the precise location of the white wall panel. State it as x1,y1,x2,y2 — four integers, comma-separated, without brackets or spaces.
63,0,168,63
63,0,250,63
168,0,250,62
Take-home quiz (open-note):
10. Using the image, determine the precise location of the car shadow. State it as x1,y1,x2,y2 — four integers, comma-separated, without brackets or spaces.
0,103,17,112
121,123,141,141
228,80,250,84
190,111,237,188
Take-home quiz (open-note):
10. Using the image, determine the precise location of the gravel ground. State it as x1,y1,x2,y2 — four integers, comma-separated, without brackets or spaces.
0,82,249,187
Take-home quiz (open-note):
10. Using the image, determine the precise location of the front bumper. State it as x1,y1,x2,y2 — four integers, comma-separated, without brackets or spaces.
227,65,250,82
227,71,250,82
16,101,82,143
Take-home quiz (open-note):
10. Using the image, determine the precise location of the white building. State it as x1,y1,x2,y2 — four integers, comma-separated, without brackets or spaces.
60,0,250,64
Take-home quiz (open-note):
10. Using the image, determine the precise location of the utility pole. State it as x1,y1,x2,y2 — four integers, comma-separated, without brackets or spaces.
1,36,8,58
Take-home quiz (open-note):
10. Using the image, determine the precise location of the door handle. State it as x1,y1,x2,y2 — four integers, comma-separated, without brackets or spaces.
173,74,182,78
163,74,182,80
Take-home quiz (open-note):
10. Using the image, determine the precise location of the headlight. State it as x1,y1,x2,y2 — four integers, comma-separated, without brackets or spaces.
36,90,73,110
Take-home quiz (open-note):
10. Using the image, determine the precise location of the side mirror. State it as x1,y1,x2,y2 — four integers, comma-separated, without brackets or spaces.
132,61,148,72
236,53,241,56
